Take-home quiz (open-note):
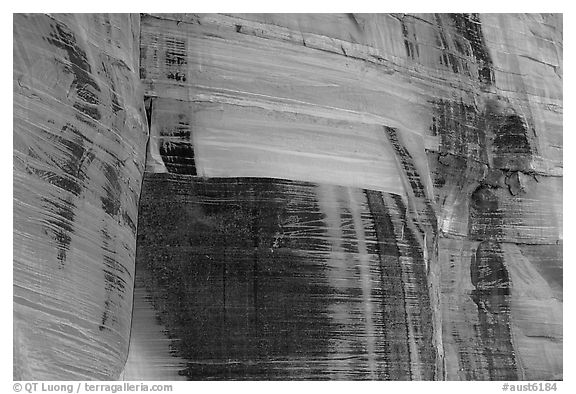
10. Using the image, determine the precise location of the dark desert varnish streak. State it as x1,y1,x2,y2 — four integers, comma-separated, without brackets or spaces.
132,175,436,380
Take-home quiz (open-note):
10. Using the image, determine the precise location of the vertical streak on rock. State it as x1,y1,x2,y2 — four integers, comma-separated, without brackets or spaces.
468,178,519,379
379,193,436,380
315,184,355,379
433,14,460,75
399,16,418,60
387,194,421,380
347,188,377,379
383,126,437,231
365,190,411,380
448,14,494,85
470,241,518,380
250,187,260,333
377,124,440,379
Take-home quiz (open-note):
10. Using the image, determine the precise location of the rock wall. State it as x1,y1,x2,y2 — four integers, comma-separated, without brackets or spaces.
13,13,562,380
13,14,148,380
133,175,438,380
132,13,562,380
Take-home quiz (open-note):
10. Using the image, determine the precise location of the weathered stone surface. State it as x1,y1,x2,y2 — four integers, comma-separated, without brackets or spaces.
14,13,562,381
133,175,437,380
129,13,561,380
13,13,148,380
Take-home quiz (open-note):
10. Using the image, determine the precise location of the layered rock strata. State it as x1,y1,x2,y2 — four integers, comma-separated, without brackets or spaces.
13,14,148,380
13,13,562,380
132,13,562,380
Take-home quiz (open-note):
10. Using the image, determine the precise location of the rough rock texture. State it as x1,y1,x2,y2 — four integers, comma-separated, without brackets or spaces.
13,14,148,380
14,13,562,381
134,175,437,380
130,13,562,380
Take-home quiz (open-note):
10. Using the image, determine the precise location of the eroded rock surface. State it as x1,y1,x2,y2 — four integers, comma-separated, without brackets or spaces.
13,14,148,380
130,13,561,380
14,13,562,380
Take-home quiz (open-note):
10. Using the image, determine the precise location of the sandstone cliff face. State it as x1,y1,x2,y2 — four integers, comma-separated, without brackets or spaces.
14,13,562,381
13,14,148,380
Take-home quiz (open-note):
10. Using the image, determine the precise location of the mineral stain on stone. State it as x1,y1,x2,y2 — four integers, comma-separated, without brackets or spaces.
400,16,419,60
470,241,518,380
14,12,562,381
433,14,461,74
14,13,145,380
132,175,437,380
99,228,127,332
27,122,97,265
158,142,196,175
365,189,411,380
44,21,102,121
493,114,532,156
448,14,494,84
